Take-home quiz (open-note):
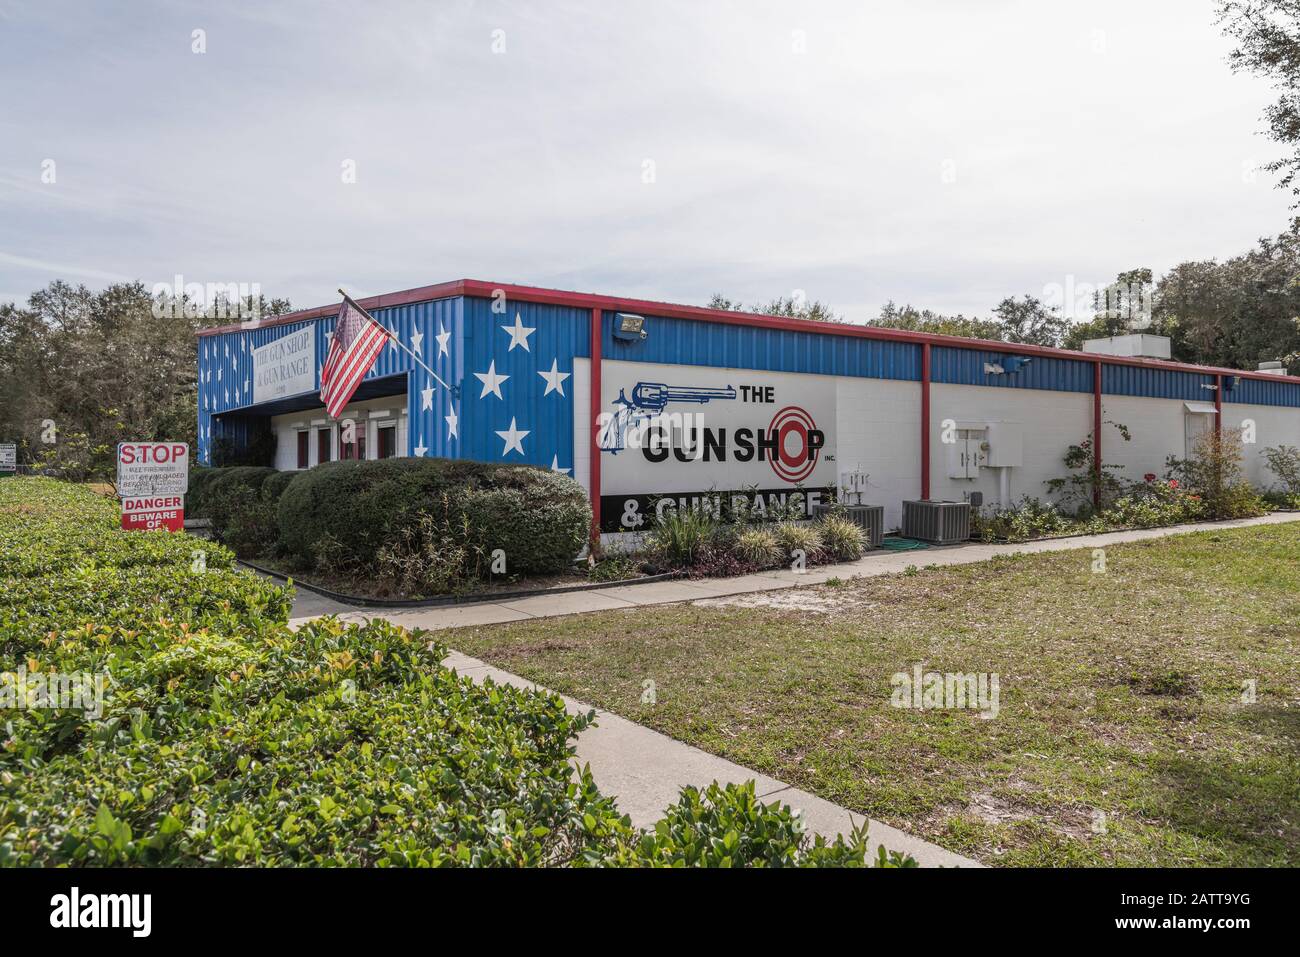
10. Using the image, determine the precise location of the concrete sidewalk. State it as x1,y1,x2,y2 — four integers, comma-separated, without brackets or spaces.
440,646,981,867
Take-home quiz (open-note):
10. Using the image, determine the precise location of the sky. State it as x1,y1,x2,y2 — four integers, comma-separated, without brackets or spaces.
0,0,1292,322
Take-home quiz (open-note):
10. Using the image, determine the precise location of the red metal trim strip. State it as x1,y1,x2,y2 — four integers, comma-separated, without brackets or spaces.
1215,374,1223,436
921,343,931,500
589,306,602,546
1093,360,1103,510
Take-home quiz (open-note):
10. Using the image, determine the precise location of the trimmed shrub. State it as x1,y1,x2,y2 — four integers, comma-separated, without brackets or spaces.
0,477,908,868
205,466,278,557
645,506,718,568
817,514,867,562
278,458,590,576
260,469,298,504
186,466,221,518
606,781,917,868
734,527,781,567
773,521,823,563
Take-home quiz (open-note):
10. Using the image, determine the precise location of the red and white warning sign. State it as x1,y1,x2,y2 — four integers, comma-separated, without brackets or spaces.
117,442,189,497
120,495,185,533
117,442,188,532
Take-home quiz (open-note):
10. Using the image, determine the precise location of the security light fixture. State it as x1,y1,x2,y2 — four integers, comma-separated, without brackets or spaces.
983,355,1032,375
613,313,647,341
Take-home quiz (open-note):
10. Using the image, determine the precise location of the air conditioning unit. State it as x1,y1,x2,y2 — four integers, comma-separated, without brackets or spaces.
902,500,971,545
813,503,884,547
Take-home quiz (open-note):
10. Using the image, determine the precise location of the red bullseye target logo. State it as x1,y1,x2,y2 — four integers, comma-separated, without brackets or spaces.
769,405,819,482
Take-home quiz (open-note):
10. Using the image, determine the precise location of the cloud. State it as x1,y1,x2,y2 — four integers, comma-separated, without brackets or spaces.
0,0,1289,321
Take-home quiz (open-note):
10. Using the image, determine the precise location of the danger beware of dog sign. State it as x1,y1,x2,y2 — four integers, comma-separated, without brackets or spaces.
120,495,185,532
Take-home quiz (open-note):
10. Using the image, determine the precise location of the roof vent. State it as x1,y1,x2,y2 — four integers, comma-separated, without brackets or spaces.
1081,334,1171,360
1257,360,1288,377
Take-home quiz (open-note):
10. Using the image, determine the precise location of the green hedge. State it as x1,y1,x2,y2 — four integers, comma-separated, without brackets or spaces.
0,478,898,867
202,466,278,558
277,458,591,575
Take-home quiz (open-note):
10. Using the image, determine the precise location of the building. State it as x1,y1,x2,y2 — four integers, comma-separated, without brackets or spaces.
195,279,1300,535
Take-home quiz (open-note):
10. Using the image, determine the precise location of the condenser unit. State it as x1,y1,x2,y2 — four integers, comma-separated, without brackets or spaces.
901,500,971,545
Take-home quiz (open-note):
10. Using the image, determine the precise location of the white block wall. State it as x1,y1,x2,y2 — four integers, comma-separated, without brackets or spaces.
571,358,591,496
834,377,921,530
1223,402,1300,489
929,383,1092,510
270,395,407,470
1097,395,1188,484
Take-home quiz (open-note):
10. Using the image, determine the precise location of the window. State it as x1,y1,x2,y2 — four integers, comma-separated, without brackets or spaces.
316,428,331,464
296,430,309,469
377,425,396,459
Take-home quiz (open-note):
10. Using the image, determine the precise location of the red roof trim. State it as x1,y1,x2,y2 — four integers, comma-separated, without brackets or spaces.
196,277,1300,384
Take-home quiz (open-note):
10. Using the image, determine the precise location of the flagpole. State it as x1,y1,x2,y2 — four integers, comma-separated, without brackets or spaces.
337,288,453,393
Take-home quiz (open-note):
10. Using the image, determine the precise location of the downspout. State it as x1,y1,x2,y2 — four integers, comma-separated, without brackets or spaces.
920,343,931,500
1214,374,1223,437
1093,360,1103,510
589,307,602,547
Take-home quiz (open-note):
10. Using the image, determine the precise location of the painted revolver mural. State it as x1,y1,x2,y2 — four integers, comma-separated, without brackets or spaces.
597,380,738,453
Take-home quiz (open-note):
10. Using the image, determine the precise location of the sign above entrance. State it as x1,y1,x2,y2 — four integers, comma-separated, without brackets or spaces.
253,326,315,405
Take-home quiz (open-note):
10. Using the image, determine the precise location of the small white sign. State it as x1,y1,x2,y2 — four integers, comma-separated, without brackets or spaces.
117,442,189,497
0,443,14,472
253,326,315,404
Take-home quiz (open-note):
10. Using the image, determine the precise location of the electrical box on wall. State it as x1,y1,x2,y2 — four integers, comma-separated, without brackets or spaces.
946,426,988,479
985,422,1023,467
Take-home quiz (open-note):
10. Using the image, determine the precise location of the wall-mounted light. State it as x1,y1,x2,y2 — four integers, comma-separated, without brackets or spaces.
984,355,1033,376
613,313,647,342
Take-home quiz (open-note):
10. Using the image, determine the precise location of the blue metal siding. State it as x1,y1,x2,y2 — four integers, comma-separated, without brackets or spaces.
602,312,921,380
1225,375,1300,408
197,299,466,464
931,345,1093,393
1101,363,1214,401
456,297,590,473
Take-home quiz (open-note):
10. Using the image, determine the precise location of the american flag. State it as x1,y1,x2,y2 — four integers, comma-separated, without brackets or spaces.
320,295,389,418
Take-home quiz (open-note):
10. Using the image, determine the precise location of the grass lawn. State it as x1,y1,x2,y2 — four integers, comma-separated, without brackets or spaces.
447,523,1300,867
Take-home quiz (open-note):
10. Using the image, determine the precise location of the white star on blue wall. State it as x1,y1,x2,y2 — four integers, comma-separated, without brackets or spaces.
495,417,529,456
474,360,509,399
501,313,535,352
538,358,570,397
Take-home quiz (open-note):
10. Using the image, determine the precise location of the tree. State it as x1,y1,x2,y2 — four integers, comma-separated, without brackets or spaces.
1062,267,1173,351
868,301,1005,340
705,293,846,323
1219,1,1300,203
0,280,292,476
1153,221,1300,372
992,295,1069,347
